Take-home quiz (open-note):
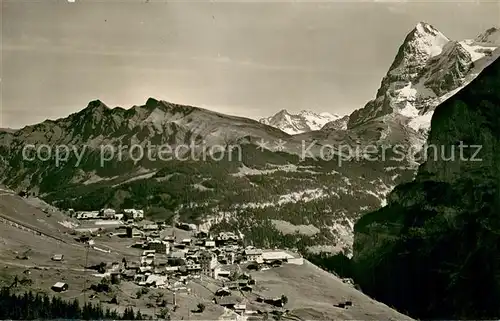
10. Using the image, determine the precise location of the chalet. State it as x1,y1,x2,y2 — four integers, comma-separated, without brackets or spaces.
234,303,247,314
149,231,160,238
199,251,217,277
155,258,169,267
153,267,165,275
215,269,231,280
214,296,241,309
126,261,141,270
196,230,209,239
134,274,146,283
76,211,99,220
261,251,293,262
187,264,202,272
225,281,239,290
126,227,144,238
174,242,186,249
205,240,216,248
139,266,152,273
122,270,136,280
176,222,197,231
76,235,90,243
264,297,286,308
110,262,121,271
142,224,159,231
113,214,124,220
164,235,175,243
181,238,192,245
123,209,144,220
246,263,261,271
168,252,186,266
147,240,169,254
244,249,263,262
146,275,167,287
141,256,154,266
165,266,179,273
51,282,68,292
168,251,185,259
100,208,116,218
215,288,231,297
51,254,64,261
215,232,239,246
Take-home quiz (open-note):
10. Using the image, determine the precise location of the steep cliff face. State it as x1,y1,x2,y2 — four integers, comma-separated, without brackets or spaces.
352,52,500,319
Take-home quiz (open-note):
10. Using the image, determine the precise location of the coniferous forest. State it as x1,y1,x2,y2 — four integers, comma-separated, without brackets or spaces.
0,287,143,320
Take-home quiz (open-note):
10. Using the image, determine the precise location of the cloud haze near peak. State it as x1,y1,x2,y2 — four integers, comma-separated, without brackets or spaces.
1,0,499,128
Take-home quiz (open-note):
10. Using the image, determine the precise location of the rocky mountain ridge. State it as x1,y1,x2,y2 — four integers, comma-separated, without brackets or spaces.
0,96,416,255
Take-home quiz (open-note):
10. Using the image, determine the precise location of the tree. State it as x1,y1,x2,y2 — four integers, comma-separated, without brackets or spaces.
122,307,135,320
159,307,170,319
97,262,107,274
196,303,205,313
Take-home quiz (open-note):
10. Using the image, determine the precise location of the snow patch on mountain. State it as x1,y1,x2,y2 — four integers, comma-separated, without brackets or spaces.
260,109,342,135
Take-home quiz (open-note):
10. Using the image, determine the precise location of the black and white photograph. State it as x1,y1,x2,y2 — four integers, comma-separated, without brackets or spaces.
1,0,500,319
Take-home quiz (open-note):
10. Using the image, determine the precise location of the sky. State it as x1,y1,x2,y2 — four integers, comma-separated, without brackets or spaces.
1,0,499,129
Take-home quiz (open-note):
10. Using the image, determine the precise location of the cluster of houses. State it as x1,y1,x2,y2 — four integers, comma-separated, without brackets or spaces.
75,208,144,221
114,229,295,287
69,210,304,316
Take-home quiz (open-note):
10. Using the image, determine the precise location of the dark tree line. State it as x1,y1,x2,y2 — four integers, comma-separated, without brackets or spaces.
0,287,143,320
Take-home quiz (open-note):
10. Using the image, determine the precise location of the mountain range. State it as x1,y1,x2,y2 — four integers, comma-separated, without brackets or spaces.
0,22,499,256
259,110,345,134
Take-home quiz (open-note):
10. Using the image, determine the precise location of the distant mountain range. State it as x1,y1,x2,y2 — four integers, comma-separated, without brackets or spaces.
0,22,498,255
259,110,344,135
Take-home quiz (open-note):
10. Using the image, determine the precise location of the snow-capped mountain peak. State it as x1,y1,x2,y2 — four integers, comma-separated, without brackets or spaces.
412,22,450,57
387,22,449,81
260,109,342,134
347,24,499,135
